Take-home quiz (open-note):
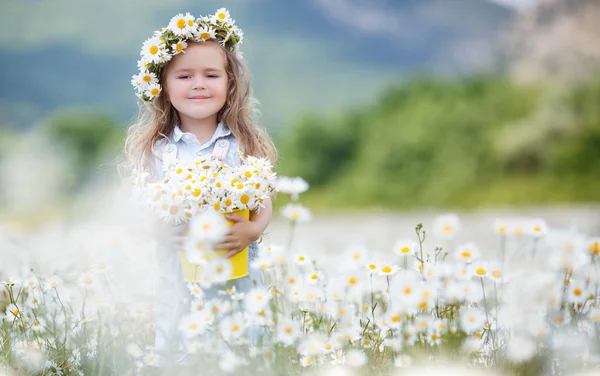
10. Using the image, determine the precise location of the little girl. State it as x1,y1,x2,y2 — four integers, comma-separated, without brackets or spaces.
122,9,277,360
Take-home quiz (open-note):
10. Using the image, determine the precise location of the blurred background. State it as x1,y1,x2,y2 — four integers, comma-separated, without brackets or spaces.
1,0,599,235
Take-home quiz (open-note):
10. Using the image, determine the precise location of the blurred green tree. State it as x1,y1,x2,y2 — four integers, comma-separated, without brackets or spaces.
40,108,125,187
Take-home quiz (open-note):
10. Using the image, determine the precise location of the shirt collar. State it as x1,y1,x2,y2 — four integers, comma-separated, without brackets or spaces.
172,121,231,144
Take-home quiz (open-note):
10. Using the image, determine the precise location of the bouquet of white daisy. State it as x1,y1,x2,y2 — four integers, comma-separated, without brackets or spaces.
132,154,276,281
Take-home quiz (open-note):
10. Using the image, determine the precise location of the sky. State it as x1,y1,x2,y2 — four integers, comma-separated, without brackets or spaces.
485,0,540,11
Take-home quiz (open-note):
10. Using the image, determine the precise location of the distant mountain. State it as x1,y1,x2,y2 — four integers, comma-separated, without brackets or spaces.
0,0,514,132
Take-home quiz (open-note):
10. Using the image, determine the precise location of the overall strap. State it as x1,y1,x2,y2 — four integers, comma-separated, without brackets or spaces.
211,139,230,161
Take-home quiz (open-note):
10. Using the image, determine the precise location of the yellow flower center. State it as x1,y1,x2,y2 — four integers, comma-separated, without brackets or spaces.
475,267,486,275
404,287,412,295
232,324,240,332
175,43,184,53
369,264,377,270
149,45,158,55
143,75,151,83
169,206,179,215
151,88,159,96
218,12,226,20
382,266,392,273
443,225,453,233
590,242,599,255
187,19,194,27
401,246,410,253
311,274,318,280
225,199,232,206
83,277,93,285
349,277,357,285
240,194,250,205
298,256,305,261
201,32,211,40
192,188,201,197
573,288,582,296
189,322,198,329
214,203,221,210
391,315,401,323
177,19,186,29
492,270,501,278
353,253,360,260
461,251,471,258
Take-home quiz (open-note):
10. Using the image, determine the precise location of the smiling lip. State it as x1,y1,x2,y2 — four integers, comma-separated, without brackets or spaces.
189,96,210,100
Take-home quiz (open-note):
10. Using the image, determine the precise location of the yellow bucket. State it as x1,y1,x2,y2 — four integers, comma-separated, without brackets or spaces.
178,208,250,282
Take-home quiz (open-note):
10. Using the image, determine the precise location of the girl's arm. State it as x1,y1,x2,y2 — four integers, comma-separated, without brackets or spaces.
220,198,273,257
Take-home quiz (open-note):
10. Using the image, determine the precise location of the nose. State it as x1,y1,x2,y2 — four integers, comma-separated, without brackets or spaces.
192,77,206,90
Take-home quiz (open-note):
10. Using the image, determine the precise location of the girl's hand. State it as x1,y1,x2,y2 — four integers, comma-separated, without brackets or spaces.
216,213,261,258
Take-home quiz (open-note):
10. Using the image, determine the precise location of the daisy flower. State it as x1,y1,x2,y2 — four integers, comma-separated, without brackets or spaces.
197,25,217,41
432,213,461,240
587,237,600,256
77,272,98,290
140,36,165,64
275,176,309,200
22,277,38,290
377,263,400,277
250,255,273,271
1,276,19,287
527,218,549,237
167,12,196,38
306,270,324,285
281,203,311,222
5,304,22,323
393,239,418,257
566,281,589,304
219,313,247,342
44,275,62,290
179,312,207,338
292,252,311,267
454,242,480,264
459,308,486,334
212,8,232,24
340,244,370,271
203,256,232,284
187,283,205,300
243,287,272,313
469,261,489,278
300,355,314,367
493,218,510,235
276,317,302,346
188,209,228,243
299,335,326,356
394,354,412,368
144,83,162,101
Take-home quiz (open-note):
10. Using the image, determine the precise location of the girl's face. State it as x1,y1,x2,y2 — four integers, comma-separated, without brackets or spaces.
165,42,228,127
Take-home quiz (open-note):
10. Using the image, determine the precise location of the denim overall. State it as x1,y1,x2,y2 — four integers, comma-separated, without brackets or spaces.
152,122,263,359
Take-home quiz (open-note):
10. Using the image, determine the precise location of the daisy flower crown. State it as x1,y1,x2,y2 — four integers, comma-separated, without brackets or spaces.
131,8,243,102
